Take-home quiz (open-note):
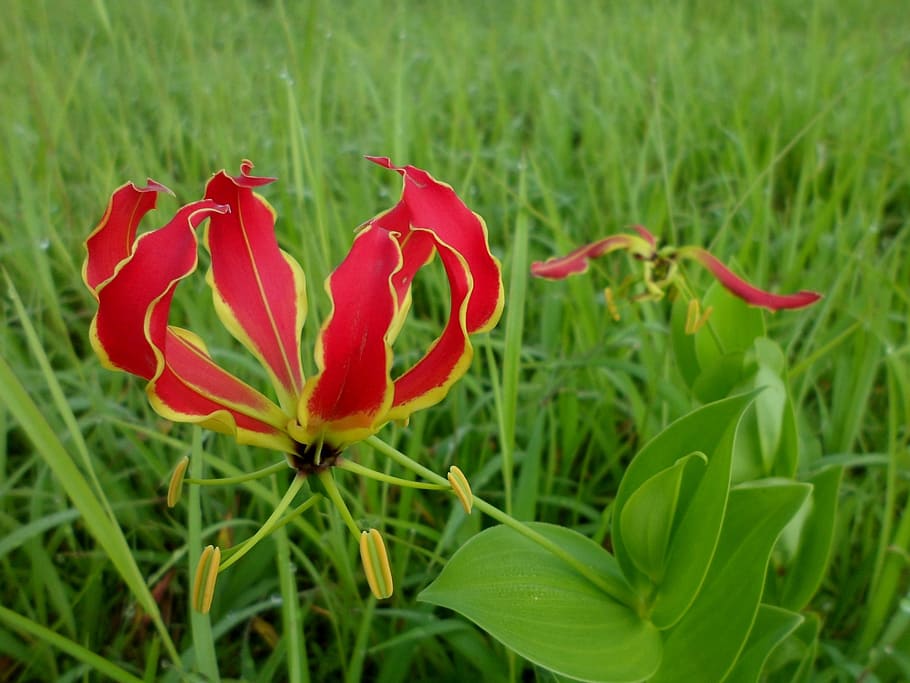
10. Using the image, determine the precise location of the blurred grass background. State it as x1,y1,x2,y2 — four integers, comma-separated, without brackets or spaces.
1,0,908,680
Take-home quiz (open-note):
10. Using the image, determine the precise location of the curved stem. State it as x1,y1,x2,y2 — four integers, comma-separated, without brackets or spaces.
318,469,361,538
185,460,288,486
338,459,449,491
219,474,307,572
366,436,446,485
364,436,638,607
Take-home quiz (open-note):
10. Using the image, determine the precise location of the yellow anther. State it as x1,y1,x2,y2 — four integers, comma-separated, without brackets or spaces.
694,305,714,333
603,287,621,321
359,529,394,599
167,456,190,508
447,465,474,515
685,299,714,334
685,298,700,335
192,545,221,614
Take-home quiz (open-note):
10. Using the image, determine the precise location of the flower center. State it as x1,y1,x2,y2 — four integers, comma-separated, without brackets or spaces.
286,439,342,475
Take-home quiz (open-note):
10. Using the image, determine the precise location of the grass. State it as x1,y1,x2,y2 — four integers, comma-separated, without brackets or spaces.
1,0,908,680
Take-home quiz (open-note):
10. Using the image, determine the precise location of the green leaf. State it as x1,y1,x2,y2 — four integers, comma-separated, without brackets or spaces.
619,452,706,583
723,605,803,683
763,612,821,682
420,523,662,683
687,283,766,402
613,394,754,628
694,283,767,371
769,465,844,610
650,480,810,683
692,351,747,404
731,339,799,482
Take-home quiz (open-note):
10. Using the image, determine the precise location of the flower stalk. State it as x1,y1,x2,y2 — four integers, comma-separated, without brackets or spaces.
218,474,309,573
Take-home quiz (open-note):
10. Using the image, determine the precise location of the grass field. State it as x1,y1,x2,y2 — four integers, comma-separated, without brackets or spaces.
1,0,909,681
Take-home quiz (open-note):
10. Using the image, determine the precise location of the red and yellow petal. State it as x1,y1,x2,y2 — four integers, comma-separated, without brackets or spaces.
88,190,292,451
530,233,652,280
204,162,307,413
84,179,173,294
293,224,402,447
680,247,822,311
91,200,221,378
387,230,474,422
366,157,504,334
388,230,435,343
149,329,296,452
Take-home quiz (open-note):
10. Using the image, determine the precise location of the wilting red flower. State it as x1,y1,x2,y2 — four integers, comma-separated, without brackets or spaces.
531,225,821,311
84,158,503,471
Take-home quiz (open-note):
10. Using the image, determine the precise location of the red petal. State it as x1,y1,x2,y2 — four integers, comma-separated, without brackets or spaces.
151,329,295,451
632,225,658,248
84,179,173,293
89,194,292,451
388,231,474,421
366,157,504,334
530,234,644,280
204,163,306,413
388,230,436,340
682,248,822,311
91,200,221,378
295,224,401,446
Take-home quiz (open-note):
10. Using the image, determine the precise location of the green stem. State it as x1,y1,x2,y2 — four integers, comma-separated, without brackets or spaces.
366,436,446,485
269,495,323,535
185,460,288,486
318,469,362,537
337,459,449,491
219,474,307,572
364,436,638,608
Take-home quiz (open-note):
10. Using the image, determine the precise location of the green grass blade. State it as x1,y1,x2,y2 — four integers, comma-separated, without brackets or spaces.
0,605,144,683
187,429,220,681
0,356,180,665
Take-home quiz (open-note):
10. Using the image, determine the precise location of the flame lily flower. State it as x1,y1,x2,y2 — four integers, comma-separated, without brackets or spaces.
84,158,504,473
530,225,821,311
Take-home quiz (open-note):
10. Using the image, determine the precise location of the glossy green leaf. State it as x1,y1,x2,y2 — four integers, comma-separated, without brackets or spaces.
694,283,767,370
723,605,803,683
763,612,821,682
731,338,800,483
420,523,662,682
650,480,810,683
682,283,766,402
613,394,753,628
692,351,748,404
770,465,844,610
620,452,706,583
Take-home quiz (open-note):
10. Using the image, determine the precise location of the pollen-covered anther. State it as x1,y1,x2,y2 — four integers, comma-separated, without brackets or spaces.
359,529,394,599
167,456,190,508
685,299,700,335
603,287,621,322
684,299,714,335
192,545,222,614
447,465,474,515
694,305,714,333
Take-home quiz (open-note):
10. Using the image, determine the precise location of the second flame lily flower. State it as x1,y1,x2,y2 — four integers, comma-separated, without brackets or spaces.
84,158,504,471
530,225,821,312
